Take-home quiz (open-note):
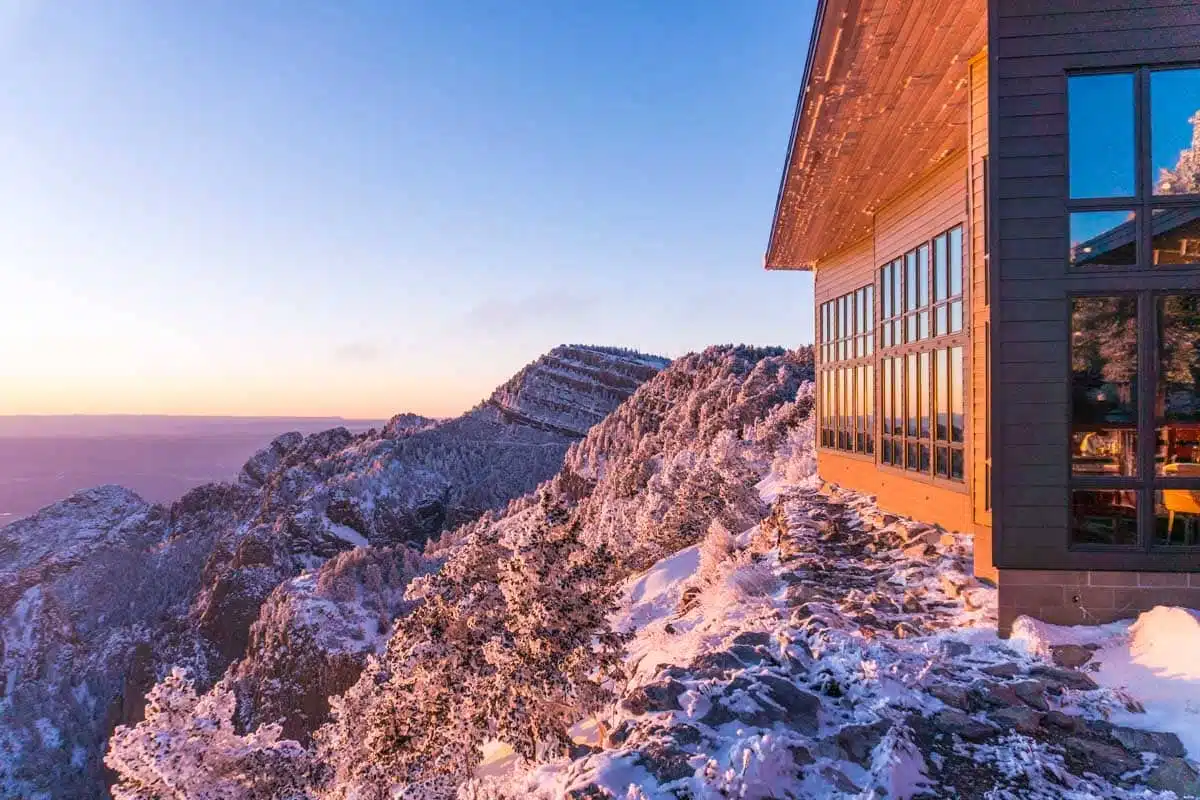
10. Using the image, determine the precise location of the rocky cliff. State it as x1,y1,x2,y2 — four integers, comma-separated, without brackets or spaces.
0,344,666,799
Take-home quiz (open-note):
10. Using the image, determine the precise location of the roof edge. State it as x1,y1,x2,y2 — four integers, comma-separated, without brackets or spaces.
763,0,829,271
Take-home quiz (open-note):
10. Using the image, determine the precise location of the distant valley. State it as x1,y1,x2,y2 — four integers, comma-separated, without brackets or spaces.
0,416,384,522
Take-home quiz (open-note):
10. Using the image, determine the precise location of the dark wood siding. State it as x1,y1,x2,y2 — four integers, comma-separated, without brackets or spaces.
990,0,1200,572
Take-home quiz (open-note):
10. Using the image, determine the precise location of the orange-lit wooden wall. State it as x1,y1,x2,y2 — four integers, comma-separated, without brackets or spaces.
814,50,994,579
968,50,994,581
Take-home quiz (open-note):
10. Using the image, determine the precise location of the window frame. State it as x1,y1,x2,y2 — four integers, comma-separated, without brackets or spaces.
1066,65,1200,272
1067,289,1200,553
877,224,970,486
817,285,875,457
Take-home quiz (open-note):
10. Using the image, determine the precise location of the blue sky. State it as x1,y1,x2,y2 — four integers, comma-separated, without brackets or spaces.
0,1,815,417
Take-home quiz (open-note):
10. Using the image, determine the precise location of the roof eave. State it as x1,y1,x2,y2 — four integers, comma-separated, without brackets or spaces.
762,0,828,273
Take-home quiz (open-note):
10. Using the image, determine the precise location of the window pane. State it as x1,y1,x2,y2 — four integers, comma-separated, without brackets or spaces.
917,245,930,307
951,346,965,443
936,305,948,337
935,445,949,478
919,310,930,340
936,348,949,441
934,234,948,302
906,442,918,472
1071,297,1138,476
950,448,964,480
882,358,892,435
1151,68,1200,196
906,354,918,437
882,266,892,318
1070,211,1137,267
1155,490,1200,546
949,227,963,297
865,368,874,454
892,260,903,318
919,351,931,439
865,285,874,328
949,301,963,334
1068,73,1136,199
1072,489,1138,546
1157,294,1200,475
906,251,918,311
856,365,866,450
894,357,905,437
920,444,931,473
1151,207,1200,266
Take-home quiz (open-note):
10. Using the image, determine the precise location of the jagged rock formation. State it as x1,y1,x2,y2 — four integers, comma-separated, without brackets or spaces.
0,344,665,799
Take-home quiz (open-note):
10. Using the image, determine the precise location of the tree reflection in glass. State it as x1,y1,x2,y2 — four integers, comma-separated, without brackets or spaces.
1152,68,1200,197
1071,297,1138,476
1157,294,1200,476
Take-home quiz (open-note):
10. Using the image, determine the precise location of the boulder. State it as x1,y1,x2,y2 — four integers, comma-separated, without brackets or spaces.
758,675,821,734
1109,726,1186,758
981,662,1021,679
1062,737,1140,779
1147,757,1200,798
621,680,686,715
1050,644,1096,669
1030,665,1099,691
932,710,995,742
1010,680,1049,711
993,707,1043,735
929,684,972,711
836,719,892,765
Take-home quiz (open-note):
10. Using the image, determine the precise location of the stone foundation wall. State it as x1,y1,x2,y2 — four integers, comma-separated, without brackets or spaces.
998,569,1200,637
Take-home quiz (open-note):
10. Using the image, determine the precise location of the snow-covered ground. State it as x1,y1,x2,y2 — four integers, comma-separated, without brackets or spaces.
469,465,1200,799
1013,606,1200,762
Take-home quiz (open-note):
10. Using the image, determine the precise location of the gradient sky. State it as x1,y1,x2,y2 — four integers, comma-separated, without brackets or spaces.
0,1,815,418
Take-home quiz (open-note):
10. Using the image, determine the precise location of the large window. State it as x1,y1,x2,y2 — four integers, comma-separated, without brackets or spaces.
1068,67,1200,269
1069,294,1200,548
818,286,873,455
878,224,967,482
1065,66,1200,549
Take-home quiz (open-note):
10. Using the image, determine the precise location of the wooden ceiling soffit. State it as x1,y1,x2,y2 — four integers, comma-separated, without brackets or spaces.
765,0,987,271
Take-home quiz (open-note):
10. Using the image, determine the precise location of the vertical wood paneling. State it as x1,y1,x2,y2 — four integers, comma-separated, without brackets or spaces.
968,49,994,580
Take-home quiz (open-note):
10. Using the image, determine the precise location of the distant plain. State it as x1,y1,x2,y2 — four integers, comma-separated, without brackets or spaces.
0,416,383,523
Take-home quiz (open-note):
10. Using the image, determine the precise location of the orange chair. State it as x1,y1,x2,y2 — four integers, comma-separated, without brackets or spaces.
1162,462,1200,545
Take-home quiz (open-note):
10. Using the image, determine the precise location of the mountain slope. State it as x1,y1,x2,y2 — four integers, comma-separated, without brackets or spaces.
0,344,665,799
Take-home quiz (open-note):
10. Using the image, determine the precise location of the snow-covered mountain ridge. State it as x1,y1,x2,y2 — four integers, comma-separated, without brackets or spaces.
0,344,667,799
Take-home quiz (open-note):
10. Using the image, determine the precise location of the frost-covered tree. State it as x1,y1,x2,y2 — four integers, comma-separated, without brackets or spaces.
105,668,313,800
315,497,626,798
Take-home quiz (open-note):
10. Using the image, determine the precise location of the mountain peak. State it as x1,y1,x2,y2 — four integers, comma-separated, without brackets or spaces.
487,344,670,437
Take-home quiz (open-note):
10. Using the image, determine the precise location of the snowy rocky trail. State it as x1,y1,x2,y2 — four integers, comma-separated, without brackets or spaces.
481,485,1200,799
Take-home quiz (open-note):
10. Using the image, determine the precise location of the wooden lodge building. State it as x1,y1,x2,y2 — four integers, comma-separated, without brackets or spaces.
766,0,1200,633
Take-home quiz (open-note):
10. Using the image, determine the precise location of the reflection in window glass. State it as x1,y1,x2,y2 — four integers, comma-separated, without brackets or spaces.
1070,211,1137,266
936,349,949,441
919,352,930,438
906,354,918,438
1068,73,1136,199
1151,207,1200,265
950,346,964,443
948,227,962,297
1071,297,1138,476
1151,68,1200,196
1157,294,1200,475
1155,490,1200,546
1072,490,1138,546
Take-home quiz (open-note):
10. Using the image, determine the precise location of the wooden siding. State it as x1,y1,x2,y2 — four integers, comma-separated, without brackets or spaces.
990,1,1200,573
968,50,994,581
814,155,976,542
819,449,973,532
